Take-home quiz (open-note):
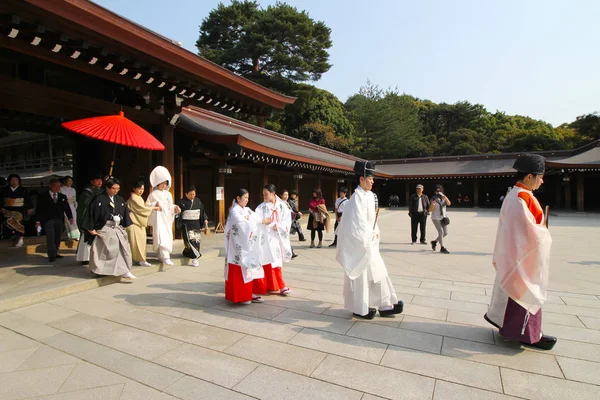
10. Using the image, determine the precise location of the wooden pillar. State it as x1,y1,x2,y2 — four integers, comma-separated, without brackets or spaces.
555,182,561,209
334,180,339,206
160,120,175,200
263,165,268,186
576,171,584,212
317,171,322,188
473,178,479,208
216,172,225,232
294,174,300,194
405,181,410,206
565,178,572,209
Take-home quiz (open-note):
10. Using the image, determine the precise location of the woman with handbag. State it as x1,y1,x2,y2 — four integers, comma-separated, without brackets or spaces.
307,188,330,248
429,184,452,254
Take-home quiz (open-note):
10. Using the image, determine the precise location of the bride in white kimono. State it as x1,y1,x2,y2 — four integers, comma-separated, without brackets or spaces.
224,188,269,304
254,184,293,296
146,166,180,265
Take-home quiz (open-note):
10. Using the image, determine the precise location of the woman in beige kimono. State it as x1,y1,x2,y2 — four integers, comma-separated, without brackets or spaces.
126,180,160,267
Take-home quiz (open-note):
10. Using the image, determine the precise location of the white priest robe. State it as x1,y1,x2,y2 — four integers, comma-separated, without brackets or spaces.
255,197,293,268
487,183,551,342
224,203,264,284
336,186,398,316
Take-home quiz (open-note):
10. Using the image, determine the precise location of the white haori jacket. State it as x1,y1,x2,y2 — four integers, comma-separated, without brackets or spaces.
489,184,552,318
224,203,264,283
336,186,387,283
255,197,293,267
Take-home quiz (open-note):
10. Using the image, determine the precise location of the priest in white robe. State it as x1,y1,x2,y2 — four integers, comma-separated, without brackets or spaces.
254,184,293,296
146,166,181,265
224,188,269,304
336,161,404,319
485,153,557,350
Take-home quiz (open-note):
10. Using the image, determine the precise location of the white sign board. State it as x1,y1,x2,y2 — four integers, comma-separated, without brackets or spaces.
216,186,224,201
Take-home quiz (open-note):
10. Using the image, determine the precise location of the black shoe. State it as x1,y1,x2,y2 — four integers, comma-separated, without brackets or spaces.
431,241,437,251
411,242,416,245
299,238,307,242
420,241,427,245
291,253,298,259
328,243,337,248
353,308,377,320
49,257,56,262
483,313,501,329
440,247,450,254
55,254,64,259
379,301,404,318
522,335,557,350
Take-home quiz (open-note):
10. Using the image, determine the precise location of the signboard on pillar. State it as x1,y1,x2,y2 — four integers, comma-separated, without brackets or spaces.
215,186,225,233
216,186,224,201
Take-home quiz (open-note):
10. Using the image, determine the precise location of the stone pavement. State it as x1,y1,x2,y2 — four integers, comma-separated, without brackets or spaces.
0,209,599,400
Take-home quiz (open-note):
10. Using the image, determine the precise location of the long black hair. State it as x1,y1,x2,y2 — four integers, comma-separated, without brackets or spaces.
235,188,249,204
264,183,276,193
313,188,323,200
133,180,145,190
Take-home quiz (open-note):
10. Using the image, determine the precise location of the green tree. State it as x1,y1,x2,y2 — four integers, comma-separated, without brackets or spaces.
197,0,332,93
567,113,600,145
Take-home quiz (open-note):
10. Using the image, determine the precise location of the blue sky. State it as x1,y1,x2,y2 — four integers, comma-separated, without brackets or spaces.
94,0,599,126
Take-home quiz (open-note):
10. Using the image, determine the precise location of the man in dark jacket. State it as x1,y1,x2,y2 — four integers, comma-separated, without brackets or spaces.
408,184,430,245
35,179,73,261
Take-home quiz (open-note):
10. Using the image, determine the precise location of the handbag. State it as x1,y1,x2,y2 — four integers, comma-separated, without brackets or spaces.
441,216,450,226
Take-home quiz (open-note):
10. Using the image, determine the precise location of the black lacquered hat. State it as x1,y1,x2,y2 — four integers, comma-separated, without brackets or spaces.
513,154,545,175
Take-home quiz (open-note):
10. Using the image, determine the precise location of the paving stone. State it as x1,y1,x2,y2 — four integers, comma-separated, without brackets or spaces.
154,343,258,388
159,320,245,351
43,332,183,390
119,381,180,400
501,368,600,399
441,337,563,377
273,308,355,335
0,347,38,373
393,284,452,299
579,316,600,330
304,291,344,305
289,327,388,364
225,335,326,376
556,356,600,385
49,313,123,340
311,355,435,400
381,346,502,392
0,330,40,352
234,365,362,400
92,326,183,361
543,312,587,328
321,304,403,328
542,322,600,344
403,303,448,321
165,375,255,400
49,294,134,318
446,310,490,328
420,282,487,295
108,308,181,333
215,301,287,320
543,303,600,318
0,312,62,341
30,384,123,400
59,361,128,393
347,321,443,354
560,296,600,308
400,315,494,344
17,345,80,371
12,302,78,324
450,292,491,304
433,380,521,400
0,364,75,400
263,297,332,314
412,295,489,314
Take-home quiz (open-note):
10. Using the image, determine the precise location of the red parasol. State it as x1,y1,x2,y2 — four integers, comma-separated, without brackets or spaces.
62,111,165,176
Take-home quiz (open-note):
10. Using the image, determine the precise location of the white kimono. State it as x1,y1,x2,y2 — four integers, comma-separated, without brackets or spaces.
336,186,398,315
224,203,264,283
147,166,177,261
255,197,293,268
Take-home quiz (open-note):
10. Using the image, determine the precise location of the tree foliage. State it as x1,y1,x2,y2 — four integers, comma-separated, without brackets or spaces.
197,0,332,92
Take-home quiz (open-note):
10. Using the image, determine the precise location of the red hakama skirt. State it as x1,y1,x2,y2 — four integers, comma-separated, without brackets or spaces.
254,264,286,293
225,263,253,303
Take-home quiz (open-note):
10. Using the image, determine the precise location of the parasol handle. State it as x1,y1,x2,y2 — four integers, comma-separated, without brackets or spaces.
108,143,118,177
545,205,550,228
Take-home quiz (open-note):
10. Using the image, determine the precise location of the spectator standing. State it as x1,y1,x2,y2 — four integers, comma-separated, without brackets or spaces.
35,179,73,262
408,184,430,245
429,184,452,254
